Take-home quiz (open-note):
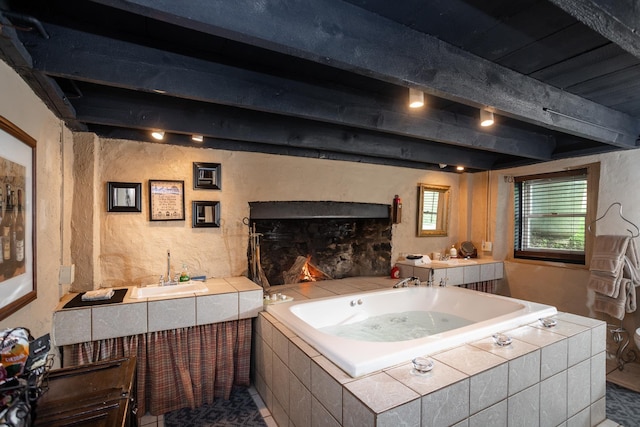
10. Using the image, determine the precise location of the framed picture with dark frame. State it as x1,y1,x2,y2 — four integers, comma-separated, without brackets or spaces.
192,201,220,228
193,162,221,190
0,115,37,321
149,180,185,221
107,182,141,212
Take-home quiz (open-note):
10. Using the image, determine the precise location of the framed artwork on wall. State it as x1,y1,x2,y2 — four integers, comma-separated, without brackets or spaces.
107,182,141,212
149,180,185,221
0,115,37,321
193,162,221,190
192,201,220,228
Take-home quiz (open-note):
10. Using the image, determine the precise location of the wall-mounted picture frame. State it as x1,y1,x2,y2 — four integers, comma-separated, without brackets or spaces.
107,182,141,213
193,162,221,190
0,115,37,321
149,180,185,221
192,201,220,228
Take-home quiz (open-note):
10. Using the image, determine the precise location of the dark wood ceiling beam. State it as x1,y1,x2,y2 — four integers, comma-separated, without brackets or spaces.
23,23,555,161
549,0,640,60
91,0,640,147
72,87,500,170
0,13,85,130
92,126,480,172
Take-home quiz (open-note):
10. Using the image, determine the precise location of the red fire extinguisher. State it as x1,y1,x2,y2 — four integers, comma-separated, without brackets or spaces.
390,265,400,279
392,194,402,224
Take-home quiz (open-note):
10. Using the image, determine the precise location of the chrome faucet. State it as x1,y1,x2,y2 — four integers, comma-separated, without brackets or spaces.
166,250,171,285
393,276,420,288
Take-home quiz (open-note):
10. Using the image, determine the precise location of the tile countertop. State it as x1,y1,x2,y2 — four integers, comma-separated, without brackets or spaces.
52,276,264,347
396,257,501,268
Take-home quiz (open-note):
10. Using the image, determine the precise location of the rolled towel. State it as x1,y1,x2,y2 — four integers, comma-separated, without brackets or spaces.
626,280,637,314
81,288,115,302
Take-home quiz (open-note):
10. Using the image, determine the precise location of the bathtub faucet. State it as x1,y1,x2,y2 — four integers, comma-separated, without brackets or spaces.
393,277,420,288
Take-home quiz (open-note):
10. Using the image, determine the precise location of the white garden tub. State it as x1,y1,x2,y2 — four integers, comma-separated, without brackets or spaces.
266,285,556,377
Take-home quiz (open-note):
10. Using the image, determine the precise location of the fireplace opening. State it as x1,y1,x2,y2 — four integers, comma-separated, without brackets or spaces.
248,202,392,286
284,255,333,284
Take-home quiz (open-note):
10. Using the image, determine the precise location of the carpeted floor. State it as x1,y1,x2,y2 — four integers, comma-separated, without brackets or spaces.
164,387,267,427
607,382,640,426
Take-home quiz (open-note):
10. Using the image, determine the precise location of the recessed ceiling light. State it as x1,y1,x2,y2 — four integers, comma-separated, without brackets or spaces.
456,166,465,171
151,130,165,140
191,134,204,142
480,109,494,127
408,88,424,109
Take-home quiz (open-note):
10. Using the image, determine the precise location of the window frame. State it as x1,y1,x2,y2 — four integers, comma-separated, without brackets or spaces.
513,164,599,265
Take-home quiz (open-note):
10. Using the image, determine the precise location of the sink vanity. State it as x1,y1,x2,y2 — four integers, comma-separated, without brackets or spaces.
52,276,264,416
52,276,263,346
396,258,503,287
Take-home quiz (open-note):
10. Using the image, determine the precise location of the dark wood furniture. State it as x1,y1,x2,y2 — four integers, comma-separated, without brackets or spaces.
34,357,136,427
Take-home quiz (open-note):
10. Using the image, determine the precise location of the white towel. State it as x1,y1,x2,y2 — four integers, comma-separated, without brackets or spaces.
590,235,640,318
589,235,629,276
81,288,115,301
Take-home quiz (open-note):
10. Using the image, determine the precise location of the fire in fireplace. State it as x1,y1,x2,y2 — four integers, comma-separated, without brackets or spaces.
284,255,332,284
248,201,392,286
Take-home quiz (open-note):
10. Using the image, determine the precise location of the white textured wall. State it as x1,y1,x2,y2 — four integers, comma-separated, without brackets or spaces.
469,153,640,351
96,138,462,288
0,60,73,340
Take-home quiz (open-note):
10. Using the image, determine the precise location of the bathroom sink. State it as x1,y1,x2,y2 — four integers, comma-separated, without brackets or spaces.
431,259,478,266
130,281,209,299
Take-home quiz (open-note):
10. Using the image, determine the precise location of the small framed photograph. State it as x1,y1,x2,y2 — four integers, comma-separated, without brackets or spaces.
192,201,220,228
193,162,221,190
107,182,141,212
149,180,185,221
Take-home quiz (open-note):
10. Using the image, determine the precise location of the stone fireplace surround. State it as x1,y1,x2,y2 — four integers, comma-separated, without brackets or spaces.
249,201,392,286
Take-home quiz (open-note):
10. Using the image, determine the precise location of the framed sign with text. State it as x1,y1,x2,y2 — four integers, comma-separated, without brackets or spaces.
149,180,185,221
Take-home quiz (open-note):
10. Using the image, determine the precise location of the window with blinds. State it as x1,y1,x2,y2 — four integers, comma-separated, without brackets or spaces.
422,190,439,230
514,168,588,263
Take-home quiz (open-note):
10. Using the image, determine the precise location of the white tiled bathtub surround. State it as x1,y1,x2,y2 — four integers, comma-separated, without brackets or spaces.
253,277,607,427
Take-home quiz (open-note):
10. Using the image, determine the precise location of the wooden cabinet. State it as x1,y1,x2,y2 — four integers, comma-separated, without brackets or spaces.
34,357,136,427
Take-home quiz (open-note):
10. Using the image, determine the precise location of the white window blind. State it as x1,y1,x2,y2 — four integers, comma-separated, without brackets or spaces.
422,190,439,230
514,168,588,263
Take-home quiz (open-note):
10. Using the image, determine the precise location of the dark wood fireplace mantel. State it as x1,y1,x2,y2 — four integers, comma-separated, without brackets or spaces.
249,201,390,220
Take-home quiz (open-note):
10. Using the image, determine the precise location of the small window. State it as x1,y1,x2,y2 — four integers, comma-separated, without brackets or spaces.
514,168,589,264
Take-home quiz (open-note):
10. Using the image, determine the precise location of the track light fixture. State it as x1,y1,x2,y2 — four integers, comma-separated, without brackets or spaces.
408,88,424,108
480,109,494,127
151,130,165,140
191,134,204,142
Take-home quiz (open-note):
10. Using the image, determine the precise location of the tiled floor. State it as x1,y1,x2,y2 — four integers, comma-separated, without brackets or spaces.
602,357,640,427
137,386,276,427
136,367,635,427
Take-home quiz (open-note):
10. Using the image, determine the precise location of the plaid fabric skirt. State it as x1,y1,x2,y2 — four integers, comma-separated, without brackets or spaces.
63,319,252,416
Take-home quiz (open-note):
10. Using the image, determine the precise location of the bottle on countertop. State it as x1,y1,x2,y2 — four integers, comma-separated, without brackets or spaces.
449,245,457,258
179,263,190,282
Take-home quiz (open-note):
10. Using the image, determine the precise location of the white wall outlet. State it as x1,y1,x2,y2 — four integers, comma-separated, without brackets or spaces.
481,241,493,252
59,264,75,285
